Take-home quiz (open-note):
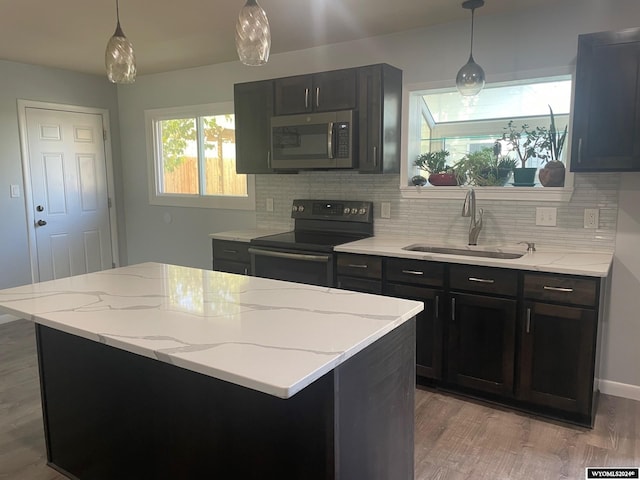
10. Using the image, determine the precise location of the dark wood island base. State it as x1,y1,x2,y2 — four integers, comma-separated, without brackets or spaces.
36,318,416,480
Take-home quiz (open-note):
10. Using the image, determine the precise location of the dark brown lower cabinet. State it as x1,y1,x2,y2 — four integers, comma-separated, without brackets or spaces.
385,283,443,380
447,292,517,396
518,301,597,418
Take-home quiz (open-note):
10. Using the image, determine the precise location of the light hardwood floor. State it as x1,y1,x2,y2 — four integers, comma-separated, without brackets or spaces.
1,319,639,480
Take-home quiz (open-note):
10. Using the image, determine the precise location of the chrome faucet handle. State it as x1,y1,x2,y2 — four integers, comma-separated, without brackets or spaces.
518,241,536,253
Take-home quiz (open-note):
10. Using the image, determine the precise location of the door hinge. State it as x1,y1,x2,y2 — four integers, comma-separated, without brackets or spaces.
112,262,116,268
107,197,112,208
103,129,107,141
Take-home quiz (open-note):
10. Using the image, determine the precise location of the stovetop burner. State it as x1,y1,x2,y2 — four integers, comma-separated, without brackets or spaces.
251,199,374,252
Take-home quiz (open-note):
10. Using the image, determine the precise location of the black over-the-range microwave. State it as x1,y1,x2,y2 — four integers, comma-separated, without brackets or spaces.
270,110,355,170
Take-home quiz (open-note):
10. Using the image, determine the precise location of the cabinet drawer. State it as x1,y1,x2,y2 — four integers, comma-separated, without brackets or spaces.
336,254,382,279
212,240,250,263
523,273,598,307
337,275,382,294
449,265,518,297
385,258,444,287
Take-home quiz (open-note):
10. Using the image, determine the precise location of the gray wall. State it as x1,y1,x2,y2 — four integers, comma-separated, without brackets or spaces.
0,60,124,290
115,0,640,395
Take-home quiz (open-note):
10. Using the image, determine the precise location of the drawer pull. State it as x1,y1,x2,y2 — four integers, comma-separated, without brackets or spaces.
526,308,531,333
347,264,368,269
451,298,456,321
468,277,495,284
543,286,574,293
223,249,239,254
402,269,424,276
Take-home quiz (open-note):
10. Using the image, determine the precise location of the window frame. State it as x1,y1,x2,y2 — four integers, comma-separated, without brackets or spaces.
400,69,575,202
145,102,255,210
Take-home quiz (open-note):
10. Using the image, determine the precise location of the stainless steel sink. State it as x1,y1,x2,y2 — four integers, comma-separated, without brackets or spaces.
402,244,525,259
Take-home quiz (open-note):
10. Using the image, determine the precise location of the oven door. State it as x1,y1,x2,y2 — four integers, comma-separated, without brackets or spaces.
248,247,334,287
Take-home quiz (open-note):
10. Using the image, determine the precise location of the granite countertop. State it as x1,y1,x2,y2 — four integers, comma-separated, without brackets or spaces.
0,263,422,399
209,228,288,242
335,236,613,277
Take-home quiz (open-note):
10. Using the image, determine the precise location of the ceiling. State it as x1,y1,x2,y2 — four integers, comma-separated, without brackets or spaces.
0,0,562,77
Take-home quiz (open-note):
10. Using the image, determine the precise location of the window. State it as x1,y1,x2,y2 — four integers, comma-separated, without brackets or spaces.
403,75,573,200
146,102,255,209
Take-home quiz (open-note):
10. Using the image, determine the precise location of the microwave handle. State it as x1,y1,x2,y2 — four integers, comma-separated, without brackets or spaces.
327,122,334,159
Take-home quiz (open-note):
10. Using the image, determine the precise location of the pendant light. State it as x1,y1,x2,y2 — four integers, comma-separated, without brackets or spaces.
105,0,136,84
235,0,271,66
456,0,485,96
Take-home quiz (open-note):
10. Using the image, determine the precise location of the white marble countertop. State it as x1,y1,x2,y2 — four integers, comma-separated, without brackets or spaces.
209,229,288,242
335,236,613,277
0,263,422,399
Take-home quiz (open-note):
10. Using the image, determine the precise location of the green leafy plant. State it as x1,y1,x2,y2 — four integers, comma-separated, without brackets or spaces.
414,150,452,174
458,148,517,186
501,120,548,167
545,105,568,162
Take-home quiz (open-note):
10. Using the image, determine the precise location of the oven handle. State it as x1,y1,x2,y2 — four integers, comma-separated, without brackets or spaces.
248,247,331,263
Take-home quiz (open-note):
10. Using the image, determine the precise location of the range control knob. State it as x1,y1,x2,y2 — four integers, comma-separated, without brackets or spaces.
298,205,305,212
358,208,366,215
343,207,351,215
292,205,298,212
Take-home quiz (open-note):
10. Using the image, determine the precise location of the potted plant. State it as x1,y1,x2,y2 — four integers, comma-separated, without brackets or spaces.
501,120,547,186
414,150,459,186
458,147,517,186
538,105,568,187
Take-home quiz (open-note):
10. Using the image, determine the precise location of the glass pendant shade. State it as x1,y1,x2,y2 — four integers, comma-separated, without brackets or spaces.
235,0,271,66
456,55,485,96
105,0,136,84
456,0,485,96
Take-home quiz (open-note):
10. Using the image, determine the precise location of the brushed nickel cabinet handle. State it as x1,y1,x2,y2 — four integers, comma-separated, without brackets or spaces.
578,138,583,164
526,308,531,334
373,146,378,167
267,150,271,169
543,286,574,293
401,270,424,276
451,298,456,321
347,264,368,269
468,277,495,284
304,88,309,109
435,295,439,319
223,249,238,254
315,87,320,108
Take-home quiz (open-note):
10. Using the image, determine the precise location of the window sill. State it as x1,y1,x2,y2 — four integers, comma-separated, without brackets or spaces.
400,185,574,202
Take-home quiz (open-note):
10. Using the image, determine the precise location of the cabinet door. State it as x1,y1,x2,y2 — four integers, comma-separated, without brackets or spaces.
312,69,357,112
385,283,443,380
274,75,313,115
357,64,402,173
448,292,516,396
571,28,640,171
519,301,597,416
234,80,274,174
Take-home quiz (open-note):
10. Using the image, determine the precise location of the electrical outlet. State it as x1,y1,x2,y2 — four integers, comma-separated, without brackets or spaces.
266,198,274,212
584,208,599,229
381,202,391,219
535,207,556,226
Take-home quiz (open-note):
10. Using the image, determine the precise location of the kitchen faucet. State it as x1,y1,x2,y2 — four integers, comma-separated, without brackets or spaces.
462,188,483,245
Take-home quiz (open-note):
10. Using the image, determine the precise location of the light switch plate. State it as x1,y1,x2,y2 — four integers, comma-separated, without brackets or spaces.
10,184,20,198
381,202,391,219
535,207,556,226
266,198,274,212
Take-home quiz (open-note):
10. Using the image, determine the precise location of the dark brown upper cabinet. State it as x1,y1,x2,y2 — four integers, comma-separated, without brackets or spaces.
274,69,357,115
234,79,275,174
571,27,640,172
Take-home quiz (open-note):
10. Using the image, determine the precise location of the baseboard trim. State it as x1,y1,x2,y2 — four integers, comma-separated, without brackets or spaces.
599,379,640,402
0,313,20,325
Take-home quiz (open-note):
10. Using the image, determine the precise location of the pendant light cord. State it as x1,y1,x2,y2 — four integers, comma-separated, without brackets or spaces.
116,0,121,26
469,8,476,59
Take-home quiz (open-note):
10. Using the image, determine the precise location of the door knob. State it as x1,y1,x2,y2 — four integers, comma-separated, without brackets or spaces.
36,219,47,226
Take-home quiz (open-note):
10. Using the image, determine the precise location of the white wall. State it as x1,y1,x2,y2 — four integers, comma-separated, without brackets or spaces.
0,60,124,290
114,0,640,394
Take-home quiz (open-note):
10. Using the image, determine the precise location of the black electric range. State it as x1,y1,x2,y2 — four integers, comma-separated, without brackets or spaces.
249,199,373,286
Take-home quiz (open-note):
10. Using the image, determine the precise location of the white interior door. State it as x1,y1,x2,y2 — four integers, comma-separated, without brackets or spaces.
25,107,113,281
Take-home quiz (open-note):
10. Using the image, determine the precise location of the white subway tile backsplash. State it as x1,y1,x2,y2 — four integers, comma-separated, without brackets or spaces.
256,172,619,253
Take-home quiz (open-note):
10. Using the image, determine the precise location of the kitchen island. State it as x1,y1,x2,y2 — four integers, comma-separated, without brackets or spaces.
0,263,422,480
